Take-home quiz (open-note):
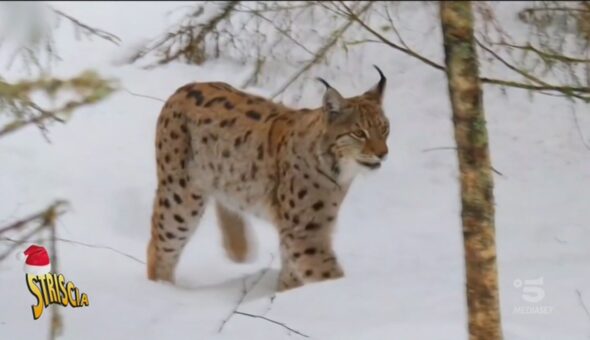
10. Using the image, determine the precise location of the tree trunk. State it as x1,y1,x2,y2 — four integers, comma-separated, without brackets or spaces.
439,2,503,340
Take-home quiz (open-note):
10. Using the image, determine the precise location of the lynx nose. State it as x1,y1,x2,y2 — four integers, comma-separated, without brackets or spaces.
375,149,388,160
367,140,388,161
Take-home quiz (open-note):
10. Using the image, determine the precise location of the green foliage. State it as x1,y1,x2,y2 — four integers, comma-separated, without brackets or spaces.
0,71,118,138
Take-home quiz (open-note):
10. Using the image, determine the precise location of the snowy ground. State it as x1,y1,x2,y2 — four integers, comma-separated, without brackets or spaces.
1,2,589,340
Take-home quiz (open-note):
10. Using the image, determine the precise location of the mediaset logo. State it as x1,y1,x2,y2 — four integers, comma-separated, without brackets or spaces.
513,277,554,315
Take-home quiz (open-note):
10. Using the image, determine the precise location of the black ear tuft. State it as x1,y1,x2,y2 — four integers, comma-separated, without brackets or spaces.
363,65,387,102
373,65,386,94
316,77,332,90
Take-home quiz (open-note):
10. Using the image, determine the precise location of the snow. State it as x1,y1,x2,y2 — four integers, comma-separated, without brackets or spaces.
0,2,589,339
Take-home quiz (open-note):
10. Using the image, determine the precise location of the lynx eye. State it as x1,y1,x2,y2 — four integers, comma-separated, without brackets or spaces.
351,129,368,139
382,125,389,136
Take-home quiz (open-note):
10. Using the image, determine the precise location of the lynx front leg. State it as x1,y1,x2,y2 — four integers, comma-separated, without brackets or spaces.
278,224,344,287
277,247,303,292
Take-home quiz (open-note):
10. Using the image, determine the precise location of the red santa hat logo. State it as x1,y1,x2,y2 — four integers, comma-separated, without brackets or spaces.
17,244,51,275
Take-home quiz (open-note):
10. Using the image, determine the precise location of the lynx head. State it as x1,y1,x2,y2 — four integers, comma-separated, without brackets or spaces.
319,66,390,172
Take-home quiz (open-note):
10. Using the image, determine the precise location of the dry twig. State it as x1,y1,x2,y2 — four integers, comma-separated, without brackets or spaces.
1,236,146,265
0,200,67,262
338,1,590,102
234,311,310,338
576,289,590,322
271,1,373,98
218,254,275,332
51,8,121,45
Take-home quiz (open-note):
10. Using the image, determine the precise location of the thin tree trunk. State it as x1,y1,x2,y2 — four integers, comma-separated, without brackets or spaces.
439,2,503,340
48,208,63,340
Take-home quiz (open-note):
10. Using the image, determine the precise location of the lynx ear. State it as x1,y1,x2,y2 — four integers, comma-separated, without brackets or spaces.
363,65,387,103
318,78,346,123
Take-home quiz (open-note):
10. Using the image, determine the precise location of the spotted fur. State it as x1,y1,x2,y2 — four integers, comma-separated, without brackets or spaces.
147,67,390,291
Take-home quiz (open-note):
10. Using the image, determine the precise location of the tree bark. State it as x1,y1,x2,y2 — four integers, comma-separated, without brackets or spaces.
440,2,503,340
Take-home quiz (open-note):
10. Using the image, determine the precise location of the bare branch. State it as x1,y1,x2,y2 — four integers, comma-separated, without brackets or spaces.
493,42,590,64
337,1,445,71
477,39,555,88
0,3,121,75
0,200,67,262
337,1,590,102
1,236,146,265
421,146,457,153
0,105,65,138
218,254,275,333
0,200,67,235
51,8,121,45
234,311,310,338
0,209,49,235
239,3,315,57
122,88,166,103
233,3,313,14
128,1,239,67
479,77,589,96
576,289,590,322
1,200,143,266
490,166,505,178
521,7,590,15
271,1,373,98
477,39,590,101
421,146,504,177
570,103,590,151
0,224,46,262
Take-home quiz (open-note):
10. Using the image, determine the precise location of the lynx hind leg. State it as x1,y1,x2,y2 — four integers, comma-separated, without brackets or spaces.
147,186,206,283
147,109,207,283
215,202,256,263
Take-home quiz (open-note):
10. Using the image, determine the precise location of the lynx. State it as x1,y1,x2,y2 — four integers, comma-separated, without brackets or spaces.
147,66,389,291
